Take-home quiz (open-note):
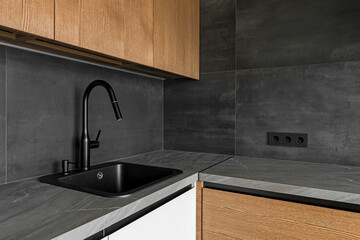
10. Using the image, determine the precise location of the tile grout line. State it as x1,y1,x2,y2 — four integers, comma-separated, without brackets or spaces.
4,47,7,184
234,0,237,156
201,70,235,75
162,80,165,150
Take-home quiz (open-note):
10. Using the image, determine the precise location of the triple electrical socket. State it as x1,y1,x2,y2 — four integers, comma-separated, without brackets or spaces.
268,132,308,148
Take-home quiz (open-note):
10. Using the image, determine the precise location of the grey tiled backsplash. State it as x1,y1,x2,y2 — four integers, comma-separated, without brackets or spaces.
164,0,360,166
236,0,360,70
200,0,236,73
0,46,163,184
236,61,360,165
165,71,235,154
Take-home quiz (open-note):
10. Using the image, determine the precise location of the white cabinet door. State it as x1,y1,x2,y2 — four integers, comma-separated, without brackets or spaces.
108,187,196,240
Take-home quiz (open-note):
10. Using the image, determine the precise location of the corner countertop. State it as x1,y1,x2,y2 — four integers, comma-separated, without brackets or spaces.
0,150,231,240
200,156,360,207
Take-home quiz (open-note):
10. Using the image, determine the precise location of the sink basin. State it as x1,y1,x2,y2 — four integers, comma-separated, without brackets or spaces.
40,162,182,197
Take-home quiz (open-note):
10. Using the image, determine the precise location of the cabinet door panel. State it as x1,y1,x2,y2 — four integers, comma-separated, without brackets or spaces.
80,0,124,58
202,188,360,240
154,0,177,73
0,0,54,38
154,0,199,79
109,188,196,240
181,0,199,79
123,0,153,66
55,0,154,66
55,0,124,57
55,0,80,45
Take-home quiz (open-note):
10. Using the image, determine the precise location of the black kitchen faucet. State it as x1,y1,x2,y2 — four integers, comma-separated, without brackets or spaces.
80,80,122,171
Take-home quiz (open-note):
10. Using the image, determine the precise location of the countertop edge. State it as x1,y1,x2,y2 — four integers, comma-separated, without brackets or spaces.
199,173,360,206
54,173,198,240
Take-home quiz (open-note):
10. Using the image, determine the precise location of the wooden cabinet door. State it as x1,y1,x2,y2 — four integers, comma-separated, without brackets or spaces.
201,187,360,240
154,0,199,79
0,0,54,39
123,0,153,66
55,0,124,58
55,0,153,66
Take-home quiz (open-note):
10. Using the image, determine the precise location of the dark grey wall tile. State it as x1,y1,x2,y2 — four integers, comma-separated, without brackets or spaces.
6,47,163,182
88,77,163,164
236,0,360,69
236,61,360,165
164,72,235,154
0,46,5,184
200,0,235,73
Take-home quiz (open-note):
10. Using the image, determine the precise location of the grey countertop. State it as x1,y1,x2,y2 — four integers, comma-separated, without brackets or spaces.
0,150,231,240
200,156,360,206
4,152,360,240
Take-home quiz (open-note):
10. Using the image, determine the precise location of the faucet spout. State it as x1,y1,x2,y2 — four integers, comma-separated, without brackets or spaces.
111,100,122,121
81,80,122,171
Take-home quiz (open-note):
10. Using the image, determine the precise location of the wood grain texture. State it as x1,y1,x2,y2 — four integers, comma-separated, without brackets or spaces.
0,28,184,79
55,0,154,67
203,188,360,240
196,181,204,240
55,0,80,45
0,0,54,39
203,230,236,240
26,39,123,66
1,0,198,78
80,0,124,58
154,0,199,79
0,0,22,31
154,0,176,73
123,0,153,67
182,0,199,79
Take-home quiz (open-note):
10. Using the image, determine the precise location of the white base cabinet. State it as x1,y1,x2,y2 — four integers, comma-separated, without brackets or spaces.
108,187,196,240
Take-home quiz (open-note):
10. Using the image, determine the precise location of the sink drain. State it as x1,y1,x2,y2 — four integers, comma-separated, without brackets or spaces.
97,172,104,179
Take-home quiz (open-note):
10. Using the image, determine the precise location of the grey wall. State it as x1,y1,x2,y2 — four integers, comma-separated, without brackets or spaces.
0,46,163,185
165,0,360,166
165,0,236,155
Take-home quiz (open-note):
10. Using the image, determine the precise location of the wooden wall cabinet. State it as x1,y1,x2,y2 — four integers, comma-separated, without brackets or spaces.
55,0,154,67
0,0,54,39
0,0,199,79
123,0,154,66
154,0,199,79
197,182,360,240
55,0,125,60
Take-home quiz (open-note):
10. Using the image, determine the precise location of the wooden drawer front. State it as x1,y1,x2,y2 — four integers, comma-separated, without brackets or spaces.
202,188,360,240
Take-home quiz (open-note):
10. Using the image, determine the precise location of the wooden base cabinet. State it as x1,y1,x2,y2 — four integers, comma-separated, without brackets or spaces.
197,181,360,240
108,187,196,240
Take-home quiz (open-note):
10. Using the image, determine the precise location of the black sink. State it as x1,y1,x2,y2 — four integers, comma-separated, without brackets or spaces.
40,162,182,197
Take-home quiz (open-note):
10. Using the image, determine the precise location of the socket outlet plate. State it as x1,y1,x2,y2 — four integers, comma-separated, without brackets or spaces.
268,132,308,148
